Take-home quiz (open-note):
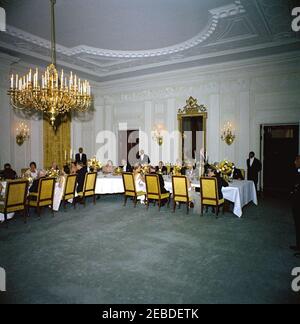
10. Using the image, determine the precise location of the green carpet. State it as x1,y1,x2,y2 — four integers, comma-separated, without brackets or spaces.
0,195,299,304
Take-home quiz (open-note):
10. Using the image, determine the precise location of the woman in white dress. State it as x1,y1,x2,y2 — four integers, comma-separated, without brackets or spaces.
133,164,146,204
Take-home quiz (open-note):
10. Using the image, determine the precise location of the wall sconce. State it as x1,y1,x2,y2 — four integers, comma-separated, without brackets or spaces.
16,122,30,146
152,124,165,146
221,122,236,146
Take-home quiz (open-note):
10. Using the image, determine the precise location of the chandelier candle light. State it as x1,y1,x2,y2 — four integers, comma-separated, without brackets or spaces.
8,0,92,128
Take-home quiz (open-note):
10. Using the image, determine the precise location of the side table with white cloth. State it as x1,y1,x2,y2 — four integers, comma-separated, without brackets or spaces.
164,178,258,218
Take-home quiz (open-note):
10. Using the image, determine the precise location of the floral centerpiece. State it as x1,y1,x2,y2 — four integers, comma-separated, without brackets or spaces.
46,169,60,181
114,167,123,175
215,160,235,182
88,157,102,172
173,165,182,176
141,164,150,175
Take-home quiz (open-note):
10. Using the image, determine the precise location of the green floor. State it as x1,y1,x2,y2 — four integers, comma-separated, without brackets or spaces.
0,195,299,304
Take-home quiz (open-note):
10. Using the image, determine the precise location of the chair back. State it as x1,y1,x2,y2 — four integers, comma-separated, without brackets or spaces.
200,177,219,203
38,178,56,204
63,174,77,199
122,172,136,195
240,169,246,179
83,172,97,196
145,174,160,199
4,180,29,212
172,176,189,202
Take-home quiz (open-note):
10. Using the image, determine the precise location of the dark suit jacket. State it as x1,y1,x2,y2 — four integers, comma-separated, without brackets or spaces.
75,153,87,166
76,167,88,193
150,172,168,194
138,154,150,165
233,168,244,180
2,169,17,180
291,170,300,211
215,175,229,200
155,166,168,175
247,158,262,183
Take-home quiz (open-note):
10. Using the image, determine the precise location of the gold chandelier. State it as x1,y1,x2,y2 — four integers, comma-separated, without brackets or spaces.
7,0,92,127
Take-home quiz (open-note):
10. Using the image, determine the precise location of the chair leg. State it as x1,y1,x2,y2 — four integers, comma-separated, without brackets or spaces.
23,209,27,224
167,196,171,208
201,204,204,217
37,206,41,218
4,212,8,228
134,196,138,208
64,200,67,210
173,200,176,213
93,195,96,205
146,199,149,210
158,200,161,211
124,196,128,207
186,203,189,215
216,206,219,217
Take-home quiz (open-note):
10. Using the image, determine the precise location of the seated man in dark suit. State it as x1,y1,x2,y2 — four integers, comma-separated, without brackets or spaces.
2,163,17,180
120,159,132,173
233,168,245,180
150,167,169,194
75,148,87,166
155,161,168,175
207,167,229,200
76,162,88,194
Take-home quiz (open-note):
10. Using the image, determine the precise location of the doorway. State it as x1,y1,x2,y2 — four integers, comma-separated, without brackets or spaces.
262,124,299,195
118,130,139,166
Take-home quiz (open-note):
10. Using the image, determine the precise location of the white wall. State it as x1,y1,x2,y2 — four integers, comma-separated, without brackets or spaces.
78,52,300,169
1,51,300,176
0,54,43,174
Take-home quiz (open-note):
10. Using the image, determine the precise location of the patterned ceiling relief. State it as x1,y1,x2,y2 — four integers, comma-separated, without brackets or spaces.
0,0,299,82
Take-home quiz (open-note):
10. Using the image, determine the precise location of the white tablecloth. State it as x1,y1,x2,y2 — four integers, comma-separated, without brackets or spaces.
95,175,124,195
164,179,258,218
0,182,14,223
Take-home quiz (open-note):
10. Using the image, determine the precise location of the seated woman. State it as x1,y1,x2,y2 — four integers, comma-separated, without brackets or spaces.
51,162,59,172
24,162,40,180
133,164,146,204
102,160,115,174
2,163,17,180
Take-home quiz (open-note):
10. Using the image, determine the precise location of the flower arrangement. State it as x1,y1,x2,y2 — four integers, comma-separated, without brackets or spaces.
114,167,123,175
215,160,235,182
46,169,60,180
141,165,150,175
173,165,182,176
88,157,102,172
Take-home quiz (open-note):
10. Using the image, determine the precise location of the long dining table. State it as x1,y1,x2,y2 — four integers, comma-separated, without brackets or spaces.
0,175,257,222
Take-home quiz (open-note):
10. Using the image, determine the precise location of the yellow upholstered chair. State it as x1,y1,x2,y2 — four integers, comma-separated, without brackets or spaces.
200,177,225,216
77,172,97,207
28,178,56,217
172,176,191,214
240,169,246,179
122,172,146,208
0,180,29,226
62,174,77,210
145,174,171,211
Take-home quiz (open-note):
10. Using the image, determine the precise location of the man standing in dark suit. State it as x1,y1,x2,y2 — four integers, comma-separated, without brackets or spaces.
291,155,300,257
75,148,87,166
247,152,262,191
138,150,150,165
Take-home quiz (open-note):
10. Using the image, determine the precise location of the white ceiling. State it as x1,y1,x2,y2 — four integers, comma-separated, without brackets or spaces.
0,0,299,82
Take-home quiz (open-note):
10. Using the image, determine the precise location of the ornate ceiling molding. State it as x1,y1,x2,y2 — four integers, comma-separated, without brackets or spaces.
4,1,245,59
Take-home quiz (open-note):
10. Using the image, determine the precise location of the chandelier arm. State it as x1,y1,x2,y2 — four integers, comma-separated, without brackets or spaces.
50,0,57,65
10,102,28,111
